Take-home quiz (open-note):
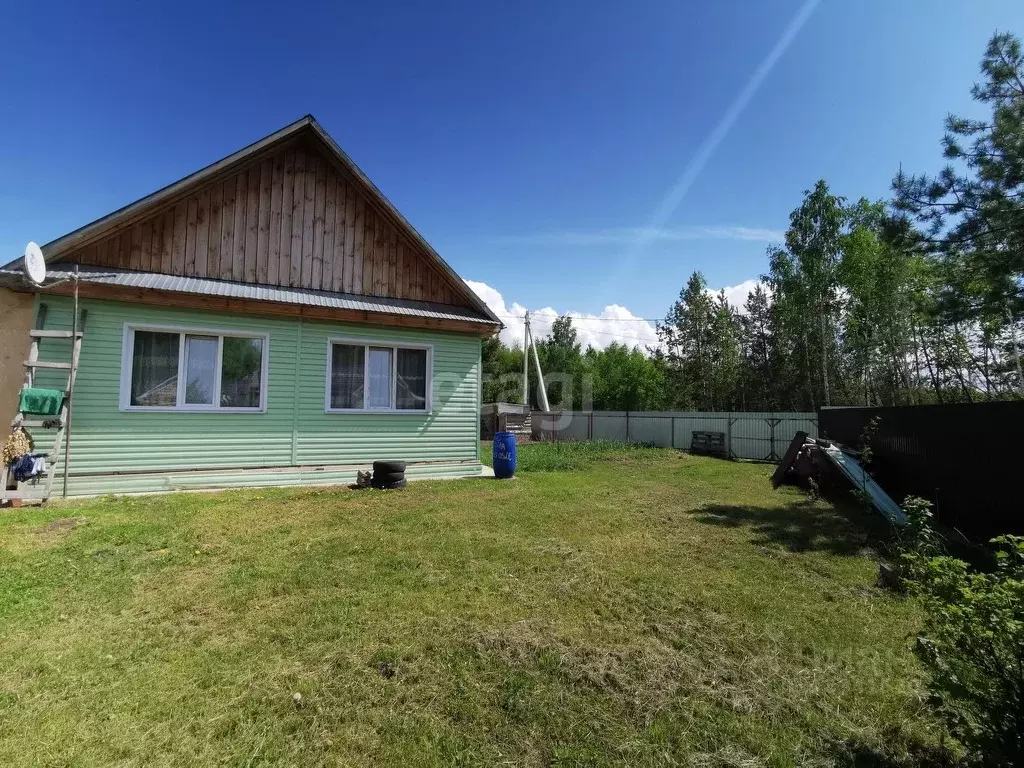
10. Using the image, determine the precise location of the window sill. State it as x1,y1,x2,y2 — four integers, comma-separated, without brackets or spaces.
324,408,432,416
119,406,267,414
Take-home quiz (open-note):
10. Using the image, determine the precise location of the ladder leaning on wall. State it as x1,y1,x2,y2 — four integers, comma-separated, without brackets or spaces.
0,302,84,504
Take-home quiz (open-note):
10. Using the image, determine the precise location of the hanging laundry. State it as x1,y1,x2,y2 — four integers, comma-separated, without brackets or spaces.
10,453,47,482
19,387,64,416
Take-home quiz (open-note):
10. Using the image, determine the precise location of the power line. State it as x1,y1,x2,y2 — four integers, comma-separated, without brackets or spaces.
494,314,664,323
499,322,659,343
576,328,660,341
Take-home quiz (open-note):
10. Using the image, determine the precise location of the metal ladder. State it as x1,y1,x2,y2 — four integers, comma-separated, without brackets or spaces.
1,306,83,503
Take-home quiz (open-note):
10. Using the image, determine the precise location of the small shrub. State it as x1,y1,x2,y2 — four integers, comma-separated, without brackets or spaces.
895,496,944,581
851,416,883,515
857,415,882,467
899,497,1024,765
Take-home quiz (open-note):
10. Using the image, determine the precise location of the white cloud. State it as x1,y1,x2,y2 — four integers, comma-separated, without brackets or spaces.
706,279,770,312
465,279,660,351
465,277,772,353
485,225,784,246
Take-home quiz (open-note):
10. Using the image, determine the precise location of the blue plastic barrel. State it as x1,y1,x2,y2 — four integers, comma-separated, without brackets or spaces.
492,431,517,479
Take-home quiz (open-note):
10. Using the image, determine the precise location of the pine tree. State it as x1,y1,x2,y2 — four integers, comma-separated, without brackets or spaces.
658,271,716,409
709,291,741,410
740,284,774,410
894,31,1024,396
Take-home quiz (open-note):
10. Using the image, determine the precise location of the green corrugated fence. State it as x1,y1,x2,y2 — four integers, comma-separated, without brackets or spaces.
531,410,818,462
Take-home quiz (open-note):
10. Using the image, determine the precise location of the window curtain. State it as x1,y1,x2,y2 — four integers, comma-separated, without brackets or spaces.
331,344,365,409
396,348,427,410
130,331,179,406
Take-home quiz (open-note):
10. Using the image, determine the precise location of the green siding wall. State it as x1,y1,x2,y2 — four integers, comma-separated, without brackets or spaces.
28,296,482,495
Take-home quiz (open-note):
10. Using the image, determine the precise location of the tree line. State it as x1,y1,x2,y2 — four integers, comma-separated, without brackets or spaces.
484,32,1024,412
482,318,670,411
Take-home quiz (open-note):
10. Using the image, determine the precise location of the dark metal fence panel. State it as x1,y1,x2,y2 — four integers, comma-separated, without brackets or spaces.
818,403,1024,540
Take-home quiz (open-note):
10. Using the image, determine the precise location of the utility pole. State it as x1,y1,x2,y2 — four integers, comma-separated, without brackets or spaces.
528,317,550,412
520,312,550,412
522,312,530,405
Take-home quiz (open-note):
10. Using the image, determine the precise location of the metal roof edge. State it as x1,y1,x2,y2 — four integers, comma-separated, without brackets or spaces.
9,264,501,326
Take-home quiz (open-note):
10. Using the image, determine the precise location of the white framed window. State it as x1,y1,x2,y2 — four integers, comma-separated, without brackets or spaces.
326,338,432,413
119,324,269,412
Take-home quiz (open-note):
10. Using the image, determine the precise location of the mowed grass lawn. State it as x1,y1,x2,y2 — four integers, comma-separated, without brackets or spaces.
0,445,945,766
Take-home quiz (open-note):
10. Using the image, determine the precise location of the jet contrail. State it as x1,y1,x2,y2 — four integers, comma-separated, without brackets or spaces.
608,0,821,286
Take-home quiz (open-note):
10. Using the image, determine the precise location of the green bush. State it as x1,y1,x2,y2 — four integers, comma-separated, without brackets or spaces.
898,498,1024,765
896,496,944,575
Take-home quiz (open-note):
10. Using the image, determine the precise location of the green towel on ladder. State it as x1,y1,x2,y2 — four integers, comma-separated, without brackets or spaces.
19,387,64,416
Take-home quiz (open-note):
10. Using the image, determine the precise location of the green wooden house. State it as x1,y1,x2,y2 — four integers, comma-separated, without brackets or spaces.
0,116,501,495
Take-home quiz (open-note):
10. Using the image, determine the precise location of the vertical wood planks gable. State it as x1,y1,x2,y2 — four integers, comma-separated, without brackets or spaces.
362,206,375,296
331,177,346,292
59,138,478,311
388,228,398,298
256,160,273,283
372,213,387,296
147,217,161,273
395,240,406,297
290,149,305,288
279,149,294,287
219,178,236,280
300,150,316,288
322,171,336,292
171,200,187,273
129,223,143,271
184,197,198,275
194,190,209,277
268,154,284,285
93,233,108,269
414,252,425,300
161,208,175,275
344,182,358,292
311,156,327,290
140,220,153,272
230,171,247,281
243,165,260,282
206,184,222,278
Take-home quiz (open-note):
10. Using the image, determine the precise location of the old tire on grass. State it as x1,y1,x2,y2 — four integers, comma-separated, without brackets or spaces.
374,478,407,490
373,471,406,485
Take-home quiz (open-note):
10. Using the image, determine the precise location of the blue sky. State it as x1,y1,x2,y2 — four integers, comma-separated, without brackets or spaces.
2,0,1023,346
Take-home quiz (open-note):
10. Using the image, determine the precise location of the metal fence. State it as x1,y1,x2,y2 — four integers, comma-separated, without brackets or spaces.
819,402,1024,540
531,411,818,462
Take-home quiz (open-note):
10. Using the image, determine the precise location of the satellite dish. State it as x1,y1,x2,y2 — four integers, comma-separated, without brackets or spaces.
23,241,46,285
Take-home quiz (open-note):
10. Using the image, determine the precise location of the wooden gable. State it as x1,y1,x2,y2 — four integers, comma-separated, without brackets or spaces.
51,123,481,310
